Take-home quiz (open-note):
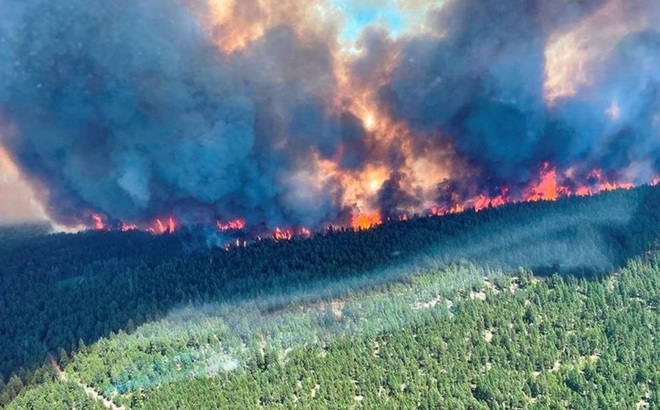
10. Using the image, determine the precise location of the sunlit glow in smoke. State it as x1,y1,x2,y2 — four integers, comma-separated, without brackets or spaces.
0,145,46,223
0,0,657,234
544,0,651,104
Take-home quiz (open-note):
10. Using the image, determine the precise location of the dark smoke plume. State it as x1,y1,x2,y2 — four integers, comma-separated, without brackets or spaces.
0,0,658,230
366,0,660,196
0,0,363,228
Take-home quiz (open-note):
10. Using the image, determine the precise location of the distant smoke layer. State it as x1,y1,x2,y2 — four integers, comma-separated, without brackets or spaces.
0,0,658,229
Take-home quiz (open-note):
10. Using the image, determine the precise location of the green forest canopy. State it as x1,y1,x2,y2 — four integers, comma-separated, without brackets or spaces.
1,185,659,408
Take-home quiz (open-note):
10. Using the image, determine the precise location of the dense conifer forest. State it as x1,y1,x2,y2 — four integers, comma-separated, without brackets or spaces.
1,186,659,408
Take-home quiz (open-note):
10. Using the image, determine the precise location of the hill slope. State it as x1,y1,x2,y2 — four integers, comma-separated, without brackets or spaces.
1,186,659,408
8,251,660,409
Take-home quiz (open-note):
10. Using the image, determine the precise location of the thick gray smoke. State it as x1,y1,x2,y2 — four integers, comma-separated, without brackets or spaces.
365,0,660,197
0,0,658,229
0,0,364,228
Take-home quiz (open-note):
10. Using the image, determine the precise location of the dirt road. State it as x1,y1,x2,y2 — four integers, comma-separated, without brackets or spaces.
48,352,126,410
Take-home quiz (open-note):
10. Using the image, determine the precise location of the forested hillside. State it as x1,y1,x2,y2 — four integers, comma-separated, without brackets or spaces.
1,186,659,408
41,252,657,409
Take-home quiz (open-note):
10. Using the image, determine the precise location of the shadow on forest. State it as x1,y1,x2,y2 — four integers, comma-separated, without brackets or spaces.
0,185,658,403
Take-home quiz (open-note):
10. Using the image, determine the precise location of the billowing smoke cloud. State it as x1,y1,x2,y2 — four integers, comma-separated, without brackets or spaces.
0,0,658,230
0,0,364,229
361,0,660,201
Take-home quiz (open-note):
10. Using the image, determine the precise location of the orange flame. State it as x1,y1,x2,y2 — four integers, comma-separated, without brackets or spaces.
121,223,138,232
524,162,568,201
84,163,654,243
150,217,176,234
351,211,382,230
429,204,465,217
273,227,293,240
92,214,106,230
217,219,246,232
523,164,636,203
473,188,510,212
